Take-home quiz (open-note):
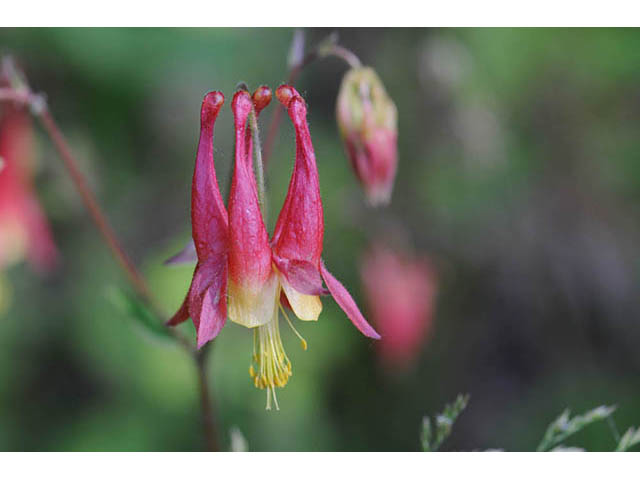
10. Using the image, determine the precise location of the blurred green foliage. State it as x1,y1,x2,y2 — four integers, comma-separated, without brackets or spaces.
1,28,640,451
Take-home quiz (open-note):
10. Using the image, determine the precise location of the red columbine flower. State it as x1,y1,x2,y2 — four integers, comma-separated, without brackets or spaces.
0,102,57,273
336,67,398,206
170,85,379,409
361,244,437,370
168,91,229,348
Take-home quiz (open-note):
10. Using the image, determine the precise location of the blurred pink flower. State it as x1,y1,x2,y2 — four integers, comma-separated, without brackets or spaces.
361,245,437,370
0,103,57,273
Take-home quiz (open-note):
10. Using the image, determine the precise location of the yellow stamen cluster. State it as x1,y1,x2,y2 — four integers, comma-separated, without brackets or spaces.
250,304,291,410
249,299,308,410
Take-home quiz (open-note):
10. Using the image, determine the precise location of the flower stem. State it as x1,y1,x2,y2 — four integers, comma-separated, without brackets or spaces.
262,33,362,166
262,51,314,167
1,86,152,302
38,108,153,302
196,344,219,452
248,108,267,218
325,44,362,69
1,81,219,450
0,88,34,105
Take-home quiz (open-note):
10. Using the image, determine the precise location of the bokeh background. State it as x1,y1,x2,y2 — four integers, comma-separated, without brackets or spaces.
1,27,640,451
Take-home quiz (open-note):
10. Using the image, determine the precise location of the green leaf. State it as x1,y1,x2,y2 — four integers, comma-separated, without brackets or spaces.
421,394,470,452
616,427,640,452
537,405,616,452
108,286,174,342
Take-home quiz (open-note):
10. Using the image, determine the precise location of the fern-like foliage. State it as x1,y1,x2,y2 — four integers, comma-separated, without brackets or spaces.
421,394,470,452
616,426,640,452
536,405,616,452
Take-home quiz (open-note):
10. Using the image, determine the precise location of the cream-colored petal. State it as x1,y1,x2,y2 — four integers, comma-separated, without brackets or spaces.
228,273,279,328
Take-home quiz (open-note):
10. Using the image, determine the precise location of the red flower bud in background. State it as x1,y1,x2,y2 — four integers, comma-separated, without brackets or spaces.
0,103,57,273
336,67,398,206
361,244,437,370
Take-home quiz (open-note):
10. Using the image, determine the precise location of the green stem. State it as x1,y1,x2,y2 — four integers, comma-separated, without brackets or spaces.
248,108,267,219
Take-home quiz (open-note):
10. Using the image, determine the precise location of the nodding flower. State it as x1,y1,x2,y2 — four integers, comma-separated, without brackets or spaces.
168,85,379,409
336,67,398,207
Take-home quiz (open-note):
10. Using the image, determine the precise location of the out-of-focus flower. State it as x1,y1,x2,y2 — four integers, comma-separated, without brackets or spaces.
419,35,471,91
0,103,57,273
361,244,437,370
336,67,398,206
169,85,379,409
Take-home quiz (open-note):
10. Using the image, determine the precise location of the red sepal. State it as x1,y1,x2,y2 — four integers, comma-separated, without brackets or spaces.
320,261,380,340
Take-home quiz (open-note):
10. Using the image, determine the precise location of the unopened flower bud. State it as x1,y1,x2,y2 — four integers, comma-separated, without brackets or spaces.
0,102,57,273
336,67,398,206
252,86,272,115
275,84,296,107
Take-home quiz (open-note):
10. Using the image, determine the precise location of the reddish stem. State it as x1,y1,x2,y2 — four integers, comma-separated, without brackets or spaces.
38,108,153,301
1,81,218,451
262,43,362,167
262,51,316,166
196,345,219,451
0,87,34,104
39,105,219,449
1,86,152,301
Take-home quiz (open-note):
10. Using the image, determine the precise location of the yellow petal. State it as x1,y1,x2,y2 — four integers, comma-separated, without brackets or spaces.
281,276,322,321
